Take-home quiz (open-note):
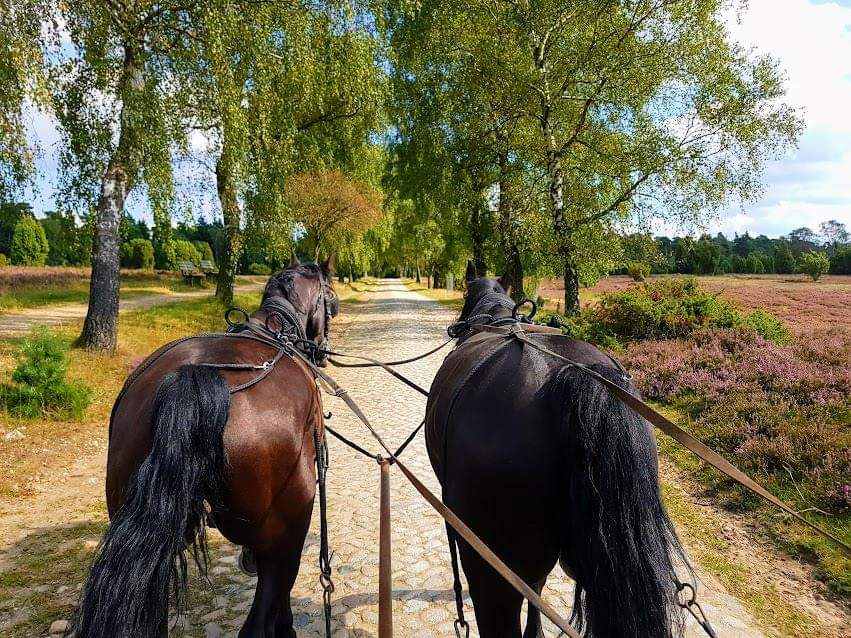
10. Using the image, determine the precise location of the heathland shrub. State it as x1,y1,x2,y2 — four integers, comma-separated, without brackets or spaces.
588,278,788,342
799,251,830,281
622,327,851,513
625,262,650,281
542,278,790,347
120,238,155,270
10,216,49,266
248,262,271,275
0,330,92,419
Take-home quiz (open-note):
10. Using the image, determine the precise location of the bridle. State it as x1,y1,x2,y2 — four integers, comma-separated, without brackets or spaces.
228,271,337,366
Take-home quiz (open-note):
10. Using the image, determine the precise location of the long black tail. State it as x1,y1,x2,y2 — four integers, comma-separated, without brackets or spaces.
71,365,230,638
550,364,690,638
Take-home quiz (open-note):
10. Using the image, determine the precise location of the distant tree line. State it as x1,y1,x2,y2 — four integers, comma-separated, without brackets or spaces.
621,221,851,277
0,200,223,272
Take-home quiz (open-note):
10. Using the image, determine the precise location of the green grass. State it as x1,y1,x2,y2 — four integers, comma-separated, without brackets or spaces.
402,278,464,311
0,274,203,312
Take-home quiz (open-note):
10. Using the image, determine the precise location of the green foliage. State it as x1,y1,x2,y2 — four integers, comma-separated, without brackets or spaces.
743,310,792,345
0,330,91,419
10,215,49,266
799,251,830,281
774,244,796,274
39,210,92,266
548,278,790,346
120,238,155,270
0,3,49,197
171,240,201,267
626,262,650,282
745,253,765,274
192,241,214,264
248,262,271,275
0,201,32,255
830,246,851,275
0,253,7,266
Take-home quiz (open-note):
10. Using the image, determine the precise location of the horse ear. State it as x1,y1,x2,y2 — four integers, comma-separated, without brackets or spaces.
321,253,335,275
289,248,301,267
497,274,512,296
465,260,477,282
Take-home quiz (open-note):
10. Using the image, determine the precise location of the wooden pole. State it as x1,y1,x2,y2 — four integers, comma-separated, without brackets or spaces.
378,459,393,637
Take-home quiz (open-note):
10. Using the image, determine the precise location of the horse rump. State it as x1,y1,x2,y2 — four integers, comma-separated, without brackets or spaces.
71,365,230,638
547,363,690,638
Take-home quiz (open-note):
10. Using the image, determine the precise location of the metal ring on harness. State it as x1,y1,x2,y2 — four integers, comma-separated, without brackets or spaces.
225,307,250,329
511,297,537,321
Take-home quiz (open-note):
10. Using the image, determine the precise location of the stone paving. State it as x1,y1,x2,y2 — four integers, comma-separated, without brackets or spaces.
181,279,764,638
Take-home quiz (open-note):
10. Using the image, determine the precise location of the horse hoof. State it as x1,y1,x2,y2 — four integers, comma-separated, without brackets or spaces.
238,548,257,576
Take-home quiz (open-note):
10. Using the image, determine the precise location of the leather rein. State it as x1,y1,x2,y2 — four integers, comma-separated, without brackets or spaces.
207,292,849,638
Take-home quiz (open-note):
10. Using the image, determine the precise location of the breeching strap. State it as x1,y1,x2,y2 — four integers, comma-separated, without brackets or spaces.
511,330,851,556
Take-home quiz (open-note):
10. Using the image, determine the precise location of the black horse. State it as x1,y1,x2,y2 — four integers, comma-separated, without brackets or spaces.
425,263,690,638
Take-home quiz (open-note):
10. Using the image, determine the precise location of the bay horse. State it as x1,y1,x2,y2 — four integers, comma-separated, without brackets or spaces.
71,255,338,638
425,263,690,638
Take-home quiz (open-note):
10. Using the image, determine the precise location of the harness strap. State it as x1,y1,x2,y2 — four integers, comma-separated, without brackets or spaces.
511,330,851,556
327,337,453,369
288,346,583,637
326,348,432,397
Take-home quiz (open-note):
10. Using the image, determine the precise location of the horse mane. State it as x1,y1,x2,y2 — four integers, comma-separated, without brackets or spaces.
262,263,328,309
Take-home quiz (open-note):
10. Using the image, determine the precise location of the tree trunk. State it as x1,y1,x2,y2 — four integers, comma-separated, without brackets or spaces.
562,243,580,316
79,157,129,352
415,262,421,283
79,44,139,352
215,149,241,307
471,198,487,275
547,136,580,314
497,153,525,302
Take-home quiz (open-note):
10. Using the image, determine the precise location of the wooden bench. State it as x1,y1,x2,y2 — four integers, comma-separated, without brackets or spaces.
178,261,206,286
200,259,219,276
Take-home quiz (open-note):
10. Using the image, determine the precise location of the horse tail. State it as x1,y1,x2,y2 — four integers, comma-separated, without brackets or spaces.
71,365,230,638
548,363,689,638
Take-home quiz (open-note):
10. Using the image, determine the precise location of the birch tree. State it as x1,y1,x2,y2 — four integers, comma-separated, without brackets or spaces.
394,0,802,313
51,1,194,351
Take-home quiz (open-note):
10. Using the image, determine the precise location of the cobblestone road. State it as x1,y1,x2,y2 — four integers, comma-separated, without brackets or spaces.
188,279,764,638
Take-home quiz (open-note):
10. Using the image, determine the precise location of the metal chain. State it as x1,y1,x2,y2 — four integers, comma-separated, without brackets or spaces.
314,425,335,637
676,581,719,638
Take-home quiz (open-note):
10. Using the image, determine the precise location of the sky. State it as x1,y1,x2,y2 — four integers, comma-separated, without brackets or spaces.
20,0,851,239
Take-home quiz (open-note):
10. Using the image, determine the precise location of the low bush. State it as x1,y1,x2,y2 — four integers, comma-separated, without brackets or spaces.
172,240,201,267
0,330,92,419
799,251,830,281
588,278,789,343
10,216,49,266
0,253,7,266
622,328,851,514
248,262,271,275
120,238,155,270
193,240,215,264
541,278,791,348
625,261,650,281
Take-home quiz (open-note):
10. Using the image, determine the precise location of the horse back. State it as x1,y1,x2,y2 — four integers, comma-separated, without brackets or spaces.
107,334,321,547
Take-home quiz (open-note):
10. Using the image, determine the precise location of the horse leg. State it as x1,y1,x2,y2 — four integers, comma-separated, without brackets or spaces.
238,547,301,638
273,599,296,638
458,542,524,638
522,578,546,638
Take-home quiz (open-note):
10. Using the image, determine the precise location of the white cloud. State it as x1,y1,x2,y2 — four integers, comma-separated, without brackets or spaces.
701,0,851,237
